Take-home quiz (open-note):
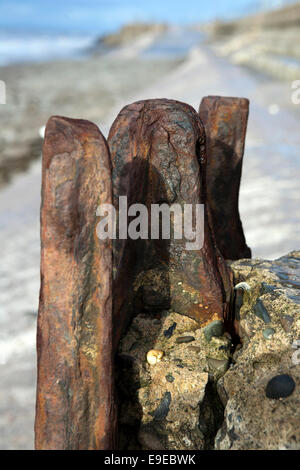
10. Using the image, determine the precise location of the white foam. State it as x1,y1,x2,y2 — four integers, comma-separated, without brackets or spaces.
0,33,95,66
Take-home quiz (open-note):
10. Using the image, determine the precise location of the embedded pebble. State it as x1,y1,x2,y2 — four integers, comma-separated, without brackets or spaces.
234,282,251,291
188,345,201,353
173,358,185,368
165,373,175,383
253,299,271,323
265,374,295,399
219,344,230,351
204,320,224,342
280,315,294,332
176,335,195,344
228,427,239,442
261,282,276,294
252,361,261,370
207,357,229,375
146,350,164,365
263,328,275,339
164,322,177,338
152,392,171,421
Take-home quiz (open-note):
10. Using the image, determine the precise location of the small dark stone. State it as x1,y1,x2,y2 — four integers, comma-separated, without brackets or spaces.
165,374,175,383
152,392,171,421
204,320,224,342
173,357,186,368
263,328,275,340
164,322,177,339
176,336,195,344
219,344,230,351
228,427,239,442
261,282,276,295
253,299,270,324
265,374,295,399
280,315,294,332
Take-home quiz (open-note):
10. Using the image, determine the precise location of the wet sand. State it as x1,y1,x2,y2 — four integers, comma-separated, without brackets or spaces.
0,33,299,449
0,52,181,187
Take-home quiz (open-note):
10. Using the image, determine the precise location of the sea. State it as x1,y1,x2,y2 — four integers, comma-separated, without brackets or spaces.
0,0,297,65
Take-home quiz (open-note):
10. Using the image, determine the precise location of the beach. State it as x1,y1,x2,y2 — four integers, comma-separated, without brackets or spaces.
0,17,300,449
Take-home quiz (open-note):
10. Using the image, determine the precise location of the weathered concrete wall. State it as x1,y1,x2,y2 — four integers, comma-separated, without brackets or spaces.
216,252,300,450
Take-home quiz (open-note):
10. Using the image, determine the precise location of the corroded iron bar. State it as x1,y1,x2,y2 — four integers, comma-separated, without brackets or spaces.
35,116,116,449
108,99,232,343
199,96,251,260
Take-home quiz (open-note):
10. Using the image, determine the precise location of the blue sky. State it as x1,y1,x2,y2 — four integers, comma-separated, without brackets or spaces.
0,0,297,35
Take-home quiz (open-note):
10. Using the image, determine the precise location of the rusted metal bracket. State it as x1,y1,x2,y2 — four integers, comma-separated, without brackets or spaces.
35,116,116,450
109,98,231,338
199,96,251,260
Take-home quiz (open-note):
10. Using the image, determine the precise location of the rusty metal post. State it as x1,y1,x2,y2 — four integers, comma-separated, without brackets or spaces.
199,96,251,260
108,99,232,339
35,116,116,449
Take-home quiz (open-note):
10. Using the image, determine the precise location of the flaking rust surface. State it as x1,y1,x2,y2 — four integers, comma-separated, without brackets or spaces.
35,116,116,449
199,96,251,260
108,99,232,343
